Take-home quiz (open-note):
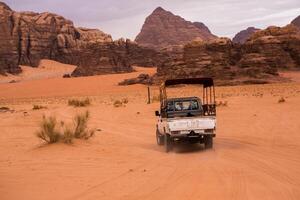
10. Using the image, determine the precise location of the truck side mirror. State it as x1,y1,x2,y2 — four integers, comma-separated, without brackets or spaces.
155,111,160,116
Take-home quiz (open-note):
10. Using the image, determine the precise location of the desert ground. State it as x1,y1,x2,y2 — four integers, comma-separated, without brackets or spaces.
0,63,300,200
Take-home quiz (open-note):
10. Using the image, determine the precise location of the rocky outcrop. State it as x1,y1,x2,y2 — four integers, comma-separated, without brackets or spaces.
155,24,300,85
124,39,167,67
241,25,300,70
0,2,21,73
118,74,152,85
0,2,135,75
232,27,260,44
71,38,167,76
135,7,216,49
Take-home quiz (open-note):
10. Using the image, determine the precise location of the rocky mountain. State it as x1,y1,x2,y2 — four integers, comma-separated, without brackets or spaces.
0,2,163,76
291,15,300,28
232,27,260,44
135,7,216,49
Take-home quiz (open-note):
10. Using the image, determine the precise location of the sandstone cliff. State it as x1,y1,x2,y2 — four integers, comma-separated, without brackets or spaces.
0,2,135,75
154,24,300,85
135,7,216,49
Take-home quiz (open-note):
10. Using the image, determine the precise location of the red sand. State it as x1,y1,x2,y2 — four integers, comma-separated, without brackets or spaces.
0,65,300,200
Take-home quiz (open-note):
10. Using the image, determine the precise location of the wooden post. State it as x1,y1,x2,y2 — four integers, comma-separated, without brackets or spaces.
147,86,150,104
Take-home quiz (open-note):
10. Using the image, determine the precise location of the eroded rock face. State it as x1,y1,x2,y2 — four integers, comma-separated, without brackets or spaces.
71,38,167,76
155,25,300,85
232,27,260,44
242,25,300,70
0,2,137,75
0,2,21,73
135,7,216,49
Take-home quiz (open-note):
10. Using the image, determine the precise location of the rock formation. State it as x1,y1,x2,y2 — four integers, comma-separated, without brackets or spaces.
0,2,136,75
118,74,152,85
155,24,300,85
232,27,260,44
135,7,216,49
291,15,300,28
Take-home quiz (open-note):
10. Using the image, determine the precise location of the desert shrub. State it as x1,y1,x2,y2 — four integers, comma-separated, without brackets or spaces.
113,100,123,107
62,126,74,144
216,101,228,107
278,97,286,103
33,105,47,110
122,98,129,104
68,98,91,107
151,94,160,103
36,116,61,144
36,111,95,144
113,98,129,107
73,111,94,139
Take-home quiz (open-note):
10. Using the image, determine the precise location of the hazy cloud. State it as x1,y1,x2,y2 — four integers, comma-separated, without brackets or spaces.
4,0,300,39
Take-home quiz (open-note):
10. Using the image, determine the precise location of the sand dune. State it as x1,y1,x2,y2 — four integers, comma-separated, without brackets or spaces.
0,59,76,84
0,69,300,200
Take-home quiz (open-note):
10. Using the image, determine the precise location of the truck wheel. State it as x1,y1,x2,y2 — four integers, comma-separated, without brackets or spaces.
156,129,164,146
204,135,213,149
165,134,172,152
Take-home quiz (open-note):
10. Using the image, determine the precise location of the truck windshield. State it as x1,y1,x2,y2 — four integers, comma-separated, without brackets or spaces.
167,100,199,112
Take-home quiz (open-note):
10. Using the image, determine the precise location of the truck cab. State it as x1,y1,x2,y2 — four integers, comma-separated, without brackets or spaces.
155,78,216,152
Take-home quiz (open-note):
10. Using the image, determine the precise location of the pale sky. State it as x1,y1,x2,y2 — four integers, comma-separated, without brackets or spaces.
4,0,300,40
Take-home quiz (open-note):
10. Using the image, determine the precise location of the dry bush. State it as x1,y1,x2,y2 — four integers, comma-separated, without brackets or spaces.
74,111,90,138
113,98,129,107
36,116,61,144
68,98,91,107
151,94,160,103
113,100,123,107
122,98,129,104
216,101,228,107
36,111,95,144
62,126,74,144
32,105,47,110
278,97,286,103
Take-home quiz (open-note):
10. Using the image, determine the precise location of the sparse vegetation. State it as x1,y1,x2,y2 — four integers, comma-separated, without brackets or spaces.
32,105,47,110
278,97,286,103
36,111,95,144
68,98,91,107
36,116,61,144
151,94,160,103
216,101,228,107
73,111,94,139
62,126,74,144
113,98,129,107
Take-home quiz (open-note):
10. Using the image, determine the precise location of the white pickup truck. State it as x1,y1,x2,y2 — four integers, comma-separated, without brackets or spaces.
155,78,217,152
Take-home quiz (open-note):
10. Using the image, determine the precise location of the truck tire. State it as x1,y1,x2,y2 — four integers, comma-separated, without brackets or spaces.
204,135,213,149
165,134,172,152
156,129,164,146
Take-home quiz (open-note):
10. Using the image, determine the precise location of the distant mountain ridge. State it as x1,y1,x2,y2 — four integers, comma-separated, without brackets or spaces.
291,15,300,28
135,7,216,49
233,27,260,44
